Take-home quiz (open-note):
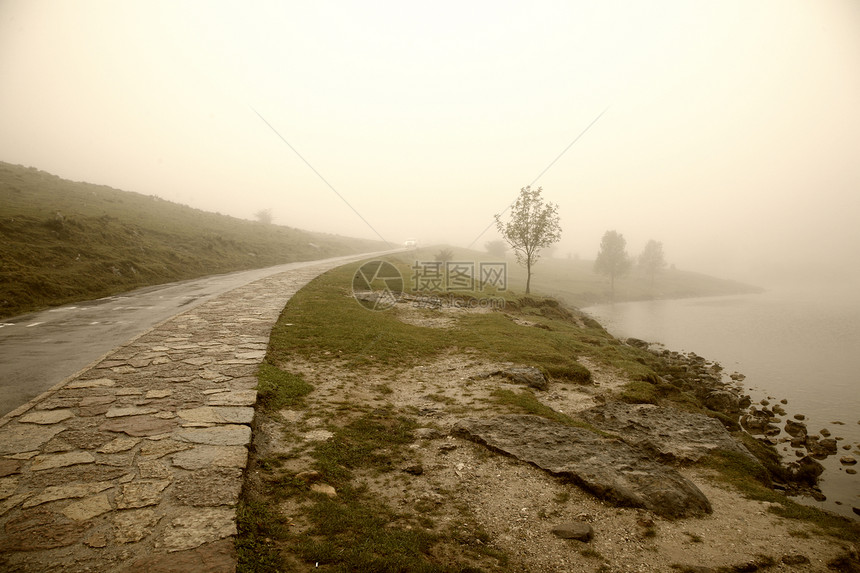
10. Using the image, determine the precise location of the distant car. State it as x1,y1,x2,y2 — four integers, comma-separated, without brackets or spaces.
404,238,418,248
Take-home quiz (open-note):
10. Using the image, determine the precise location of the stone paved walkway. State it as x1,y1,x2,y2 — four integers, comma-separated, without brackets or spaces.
0,261,349,572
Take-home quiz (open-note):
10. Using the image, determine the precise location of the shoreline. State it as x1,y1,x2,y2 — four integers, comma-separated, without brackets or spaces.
237,259,860,571
582,295,859,522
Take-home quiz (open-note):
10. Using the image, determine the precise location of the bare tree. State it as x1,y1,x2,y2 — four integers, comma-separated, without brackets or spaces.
254,208,273,225
594,230,631,298
494,186,561,294
638,239,667,287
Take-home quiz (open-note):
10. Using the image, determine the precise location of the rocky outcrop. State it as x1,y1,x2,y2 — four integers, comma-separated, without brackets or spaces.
452,415,712,519
579,402,762,466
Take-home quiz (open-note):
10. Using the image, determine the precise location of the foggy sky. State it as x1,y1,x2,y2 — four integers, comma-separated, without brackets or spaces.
2,1,859,285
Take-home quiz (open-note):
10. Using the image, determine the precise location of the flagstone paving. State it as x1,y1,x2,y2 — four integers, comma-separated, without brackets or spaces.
0,262,350,572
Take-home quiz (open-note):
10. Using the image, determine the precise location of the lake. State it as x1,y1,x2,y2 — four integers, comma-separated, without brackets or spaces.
584,284,860,520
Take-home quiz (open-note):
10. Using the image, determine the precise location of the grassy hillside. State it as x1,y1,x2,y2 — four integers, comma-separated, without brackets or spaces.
403,246,761,308
0,162,386,318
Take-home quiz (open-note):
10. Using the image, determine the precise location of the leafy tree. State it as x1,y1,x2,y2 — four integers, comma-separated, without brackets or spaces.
494,186,561,294
254,208,273,225
638,239,667,286
594,230,631,297
484,240,507,258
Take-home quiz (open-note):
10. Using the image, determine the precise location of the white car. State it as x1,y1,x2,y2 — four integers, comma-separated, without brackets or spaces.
403,238,418,248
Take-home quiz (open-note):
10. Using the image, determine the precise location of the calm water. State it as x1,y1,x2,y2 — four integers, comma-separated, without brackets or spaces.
584,285,860,519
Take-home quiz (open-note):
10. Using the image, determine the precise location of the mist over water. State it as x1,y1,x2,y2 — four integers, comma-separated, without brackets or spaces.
585,283,860,519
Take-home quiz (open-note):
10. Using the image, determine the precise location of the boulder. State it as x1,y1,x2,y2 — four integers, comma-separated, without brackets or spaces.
784,419,807,438
788,456,825,485
452,415,712,519
492,367,549,390
807,437,838,459
552,521,593,541
781,554,810,565
820,438,838,454
741,409,779,436
703,390,739,414
626,338,650,349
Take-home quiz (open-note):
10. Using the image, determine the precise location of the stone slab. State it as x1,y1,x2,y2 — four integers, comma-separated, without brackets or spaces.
61,492,113,520
100,415,178,437
18,409,74,425
0,424,65,455
453,415,712,519
98,436,141,454
105,406,159,418
23,481,113,508
172,468,243,507
206,390,257,406
116,480,171,509
30,450,95,471
67,378,115,388
177,406,254,425
122,539,236,573
580,401,760,464
174,425,251,446
158,507,237,552
113,507,160,543
171,445,248,470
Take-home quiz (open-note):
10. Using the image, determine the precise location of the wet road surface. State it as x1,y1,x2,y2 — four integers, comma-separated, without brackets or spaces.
0,252,387,416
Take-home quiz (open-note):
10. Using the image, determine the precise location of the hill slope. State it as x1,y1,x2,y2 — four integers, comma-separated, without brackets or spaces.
0,162,386,318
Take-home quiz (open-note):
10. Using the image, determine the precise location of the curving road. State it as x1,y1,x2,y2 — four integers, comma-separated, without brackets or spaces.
0,251,390,416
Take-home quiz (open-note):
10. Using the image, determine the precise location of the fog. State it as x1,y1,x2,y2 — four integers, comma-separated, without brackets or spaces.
2,1,859,287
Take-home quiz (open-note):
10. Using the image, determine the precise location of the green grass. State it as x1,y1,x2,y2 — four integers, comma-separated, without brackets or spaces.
267,258,667,383
294,485,447,573
256,363,314,411
311,408,417,486
700,449,859,542
0,161,385,318
240,402,505,572
236,498,290,572
618,380,661,405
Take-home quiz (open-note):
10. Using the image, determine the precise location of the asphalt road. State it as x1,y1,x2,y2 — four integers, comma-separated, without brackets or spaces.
0,252,388,417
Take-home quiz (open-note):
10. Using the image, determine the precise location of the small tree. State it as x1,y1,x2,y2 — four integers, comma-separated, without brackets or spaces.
484,240,507,258
638,239,667,287
494,186,561,294
594,230,631,297
254,208,273,225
